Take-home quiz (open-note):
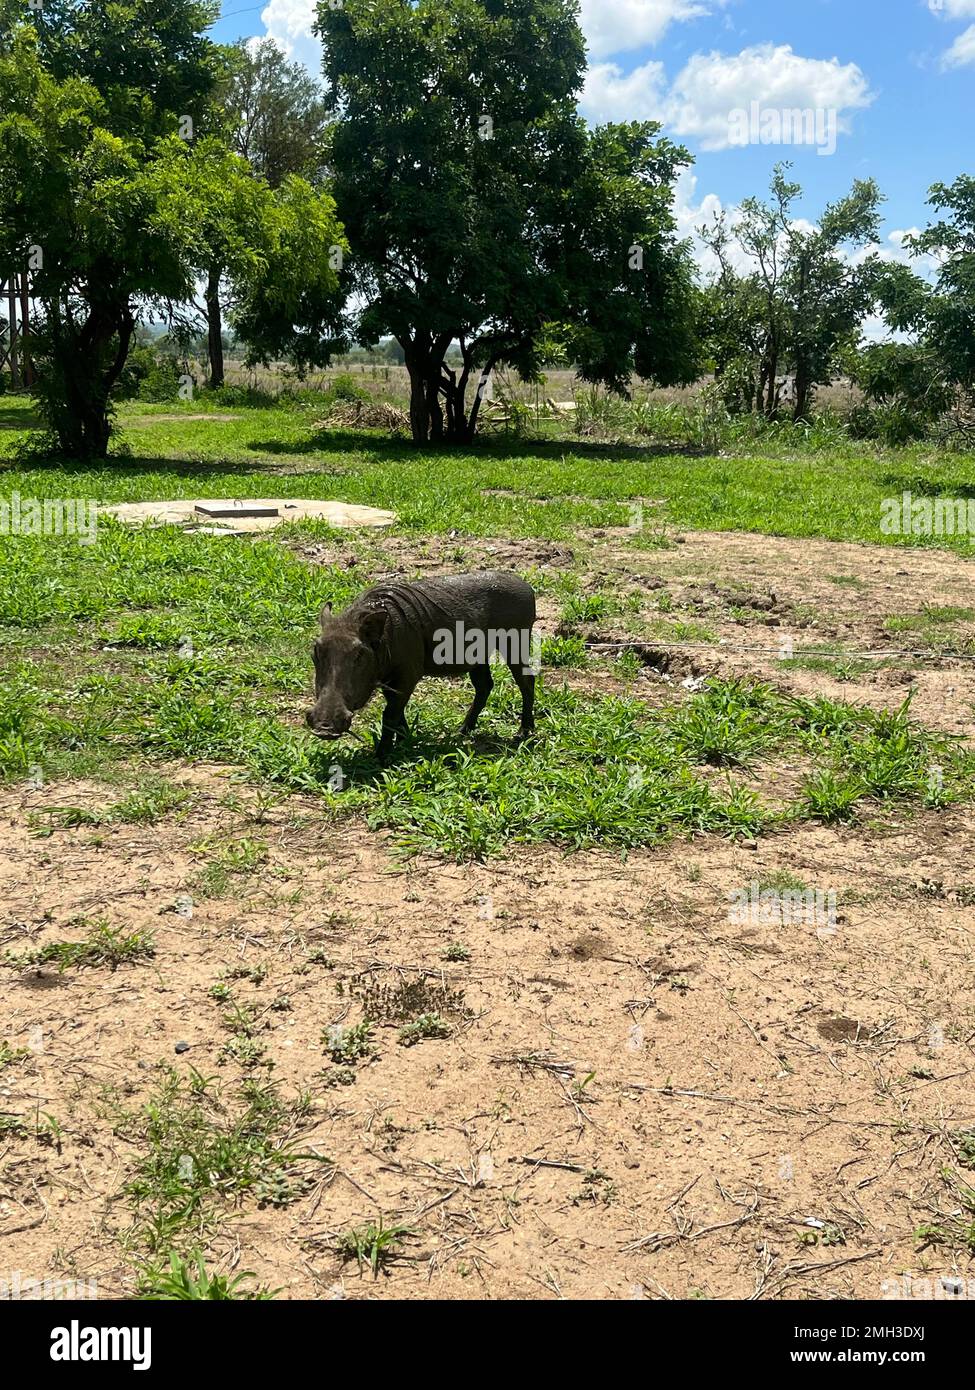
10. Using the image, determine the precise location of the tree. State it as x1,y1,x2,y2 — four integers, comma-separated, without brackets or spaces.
701,166,883,419
0,25,204,455
316,0,700,444
194,37,331,386
144,135,345,389
221,38,328,188
0,3,287,457
909,176,975,394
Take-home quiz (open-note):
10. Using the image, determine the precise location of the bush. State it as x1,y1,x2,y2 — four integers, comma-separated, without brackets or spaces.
847,401,931,447
114,346,181,403
322,372,369,407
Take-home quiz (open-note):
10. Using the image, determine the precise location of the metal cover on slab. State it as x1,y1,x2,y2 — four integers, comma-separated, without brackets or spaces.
194,502,280,519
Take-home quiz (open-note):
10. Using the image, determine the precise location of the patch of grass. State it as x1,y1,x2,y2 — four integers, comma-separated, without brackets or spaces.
779,650,878,681
0,1042,29,1070
322,1021,373,1065
140,1251,280,1300
756,869,809,893
113,1067,325,1256
671,679,787,767
195,838,268,898
398,1012,452,1046
111,779,191,824
5,919,155,972
27,779,189,836
561,592,615,625
798,770,865,823
336,1217,414,1278
916,1171,975,1255
441,942,471,962
541,634,589,667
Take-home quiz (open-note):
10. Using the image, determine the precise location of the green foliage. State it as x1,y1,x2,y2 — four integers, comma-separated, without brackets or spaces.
141,1251,279,1300
336,1217,413,1277
0,7,224,456
115,347,182,404
910,176,975,393
701,165,884,419
318,0,699,443
221,37,328,189
116,1068,323,1254
5,920,155,972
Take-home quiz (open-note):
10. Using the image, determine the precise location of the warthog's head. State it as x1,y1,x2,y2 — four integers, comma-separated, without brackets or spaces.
305,602,387,739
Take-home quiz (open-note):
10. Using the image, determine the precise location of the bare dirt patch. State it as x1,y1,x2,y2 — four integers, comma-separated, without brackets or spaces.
2,770,974,1301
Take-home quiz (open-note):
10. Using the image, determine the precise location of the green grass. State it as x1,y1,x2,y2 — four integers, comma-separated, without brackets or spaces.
4,919,155,971
140,1251,279,1301
2,399,974,858
0,1041,29,1069
0,394,973,551
336,1217,414,1278
112,1067,326,1258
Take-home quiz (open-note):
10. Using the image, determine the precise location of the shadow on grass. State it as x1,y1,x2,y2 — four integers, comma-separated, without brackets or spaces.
0,403,42,430
2,451,309,481
293,718,526,792
248,426,708,466
880,472,975,501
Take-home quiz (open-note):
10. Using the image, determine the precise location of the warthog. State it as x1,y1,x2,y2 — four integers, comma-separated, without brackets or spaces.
306,571,537,754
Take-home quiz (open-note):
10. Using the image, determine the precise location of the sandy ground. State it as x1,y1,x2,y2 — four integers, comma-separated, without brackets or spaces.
2,527,974,1302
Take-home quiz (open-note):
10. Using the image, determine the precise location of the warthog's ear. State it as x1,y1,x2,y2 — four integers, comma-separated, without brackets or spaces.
319,601,333,624
358,605,387,649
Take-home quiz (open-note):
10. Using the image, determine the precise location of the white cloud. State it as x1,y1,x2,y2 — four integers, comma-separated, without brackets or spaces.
579,0,717,61
260,0,321,72
581,44,873,152
942,22,975,65
582,60,669,123
927,0,975,19
667,44,873,150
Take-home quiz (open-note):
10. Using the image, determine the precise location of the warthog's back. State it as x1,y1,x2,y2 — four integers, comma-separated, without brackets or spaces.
352,570,536,675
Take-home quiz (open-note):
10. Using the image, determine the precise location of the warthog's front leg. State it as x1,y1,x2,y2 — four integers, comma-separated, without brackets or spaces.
378,682,415,757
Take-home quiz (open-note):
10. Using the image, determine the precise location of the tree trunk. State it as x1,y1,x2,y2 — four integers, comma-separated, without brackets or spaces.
7,277,20,390
49,301,135,459
19,269,33,388
206,266,224,390
406,355,429,444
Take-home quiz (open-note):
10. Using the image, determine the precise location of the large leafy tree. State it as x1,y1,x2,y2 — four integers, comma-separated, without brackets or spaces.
850,176,975,435
0,3,221,455
701,167,883,419
909,176,975,394
153,136,347,389
0,2,344,456
316,0,699,444
221,38,328,188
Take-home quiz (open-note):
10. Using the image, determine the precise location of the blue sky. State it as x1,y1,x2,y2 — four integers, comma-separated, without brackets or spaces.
208,0,974,274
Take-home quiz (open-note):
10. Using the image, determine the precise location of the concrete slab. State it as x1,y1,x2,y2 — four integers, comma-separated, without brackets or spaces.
102,498,397,532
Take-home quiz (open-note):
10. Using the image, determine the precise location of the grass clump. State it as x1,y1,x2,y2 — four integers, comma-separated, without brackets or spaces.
6,919,155,972
140,1251,279,1301
114,1068,325,1257
336,1217,414,1278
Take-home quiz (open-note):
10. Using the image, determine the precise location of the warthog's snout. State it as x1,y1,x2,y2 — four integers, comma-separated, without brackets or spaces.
305,706,352,738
